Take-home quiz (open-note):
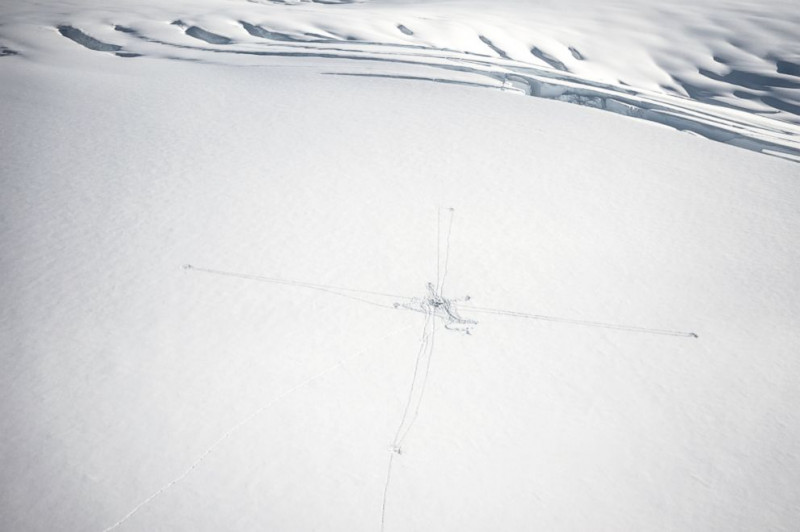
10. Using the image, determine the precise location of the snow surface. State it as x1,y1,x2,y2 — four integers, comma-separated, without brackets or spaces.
1,1,800,531
2,0,799,159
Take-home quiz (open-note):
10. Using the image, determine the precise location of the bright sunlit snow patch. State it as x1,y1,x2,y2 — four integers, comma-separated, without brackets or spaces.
1,1,800,532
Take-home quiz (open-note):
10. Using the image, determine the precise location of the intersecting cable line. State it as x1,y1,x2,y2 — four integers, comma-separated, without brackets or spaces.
462,305,698,337
101,323,416,532
391,312,435,445
381,311,435,532
436,210,442,293
396,318,437,446
183,265,411,310
396,209,452,442
397,207,447,445
438,208,455,295
382,208,455,532
380,450,397,532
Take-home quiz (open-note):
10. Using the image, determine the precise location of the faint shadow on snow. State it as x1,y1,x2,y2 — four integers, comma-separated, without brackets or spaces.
701,67,800,91
0,46,18,57
667,54,800,124
324,72,497,90
761,96,800,117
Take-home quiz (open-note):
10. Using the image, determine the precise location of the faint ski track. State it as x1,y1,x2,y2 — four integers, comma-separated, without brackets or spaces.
100,323,416,532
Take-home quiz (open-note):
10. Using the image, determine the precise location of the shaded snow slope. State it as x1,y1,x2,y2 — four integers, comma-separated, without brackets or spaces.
0,0,799,159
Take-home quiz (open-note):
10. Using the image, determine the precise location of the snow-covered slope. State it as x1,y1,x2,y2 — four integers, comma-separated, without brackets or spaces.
1,1,799,531
1,0,799,159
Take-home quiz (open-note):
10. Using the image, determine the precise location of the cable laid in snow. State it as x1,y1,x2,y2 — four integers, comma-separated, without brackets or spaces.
380,308,436,532
392,208,452,449
183,264,409,310
436,207,455,296
392,312,437,448
461,305,698,338
381,208,452,532
100,323,416,532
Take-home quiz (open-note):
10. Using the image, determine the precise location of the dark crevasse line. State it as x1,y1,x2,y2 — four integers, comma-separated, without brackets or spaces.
691,67,800,122
122,19,497,60
1,46,19,56
335,64,799,159
57,25,121,52
568,46,584,60
669,76,800,125
530,46,567,72
240,21,311,42
185,26,233,45
478,35,509,59
699,68,800,90
762,96,800,117
105,25,505,75
493,73,800,159
90,29,800,161
776,60,800,77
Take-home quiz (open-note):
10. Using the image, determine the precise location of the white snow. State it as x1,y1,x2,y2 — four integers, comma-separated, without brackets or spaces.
1,1,799,531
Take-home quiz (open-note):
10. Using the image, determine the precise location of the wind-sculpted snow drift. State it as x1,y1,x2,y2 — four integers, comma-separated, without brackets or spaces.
0,0,799,159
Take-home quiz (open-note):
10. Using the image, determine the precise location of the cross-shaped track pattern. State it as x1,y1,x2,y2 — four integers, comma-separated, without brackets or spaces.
104,208,696,531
